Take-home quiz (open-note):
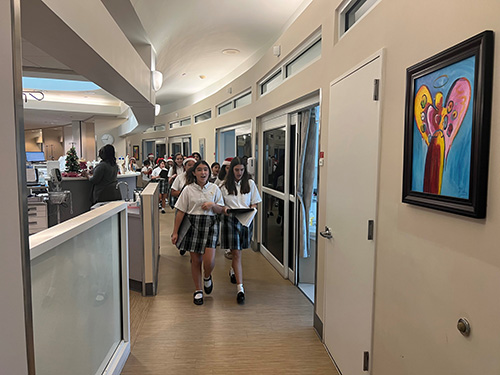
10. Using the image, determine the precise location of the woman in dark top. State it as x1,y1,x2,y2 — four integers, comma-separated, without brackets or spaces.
89,144,122,204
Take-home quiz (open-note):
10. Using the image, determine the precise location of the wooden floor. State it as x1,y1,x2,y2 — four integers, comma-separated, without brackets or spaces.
122,210,338,375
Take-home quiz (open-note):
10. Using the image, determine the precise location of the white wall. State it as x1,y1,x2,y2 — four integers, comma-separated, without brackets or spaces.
1,0,30,373
127,0,500,373
94,116,128,159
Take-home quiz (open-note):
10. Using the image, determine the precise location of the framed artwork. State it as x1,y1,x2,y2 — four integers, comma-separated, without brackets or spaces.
199,138,206,160
133,145,139,160
402,31,494,218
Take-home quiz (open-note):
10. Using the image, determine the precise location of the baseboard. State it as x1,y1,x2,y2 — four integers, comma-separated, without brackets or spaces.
103,341,130,375
251,240,260,252
129,279,142,293
145,282,154,296
314,312,323,341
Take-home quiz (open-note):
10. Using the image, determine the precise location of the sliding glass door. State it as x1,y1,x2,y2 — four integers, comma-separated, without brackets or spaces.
259,99,320,302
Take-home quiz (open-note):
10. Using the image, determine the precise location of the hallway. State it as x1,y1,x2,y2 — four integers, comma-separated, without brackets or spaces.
121,210,337,374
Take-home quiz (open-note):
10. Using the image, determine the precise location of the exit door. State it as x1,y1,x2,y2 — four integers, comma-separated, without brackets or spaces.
323,54,382,374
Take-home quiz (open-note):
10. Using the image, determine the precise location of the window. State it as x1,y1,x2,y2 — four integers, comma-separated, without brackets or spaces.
217,90,251,116
218,102,233,116
195,110,211,123
285,39,321,78
261,70,282,95
338,0,379,37
180,118,191,126
169,117,190,129
144,125,166,133
258,32,321,96
235,92,251,108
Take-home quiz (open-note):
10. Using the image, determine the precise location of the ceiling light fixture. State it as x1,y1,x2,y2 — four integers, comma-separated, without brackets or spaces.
152,70,163,91
222,48,240,55
155,104,161,116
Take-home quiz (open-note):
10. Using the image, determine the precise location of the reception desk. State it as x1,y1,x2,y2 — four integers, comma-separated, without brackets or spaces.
49,172,139,226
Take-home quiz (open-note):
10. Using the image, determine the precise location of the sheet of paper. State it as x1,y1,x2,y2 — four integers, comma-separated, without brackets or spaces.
234,208,257,227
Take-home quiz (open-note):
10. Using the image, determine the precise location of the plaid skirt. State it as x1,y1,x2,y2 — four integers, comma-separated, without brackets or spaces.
158,178,168,194
178,214,219,254
220,215,253,250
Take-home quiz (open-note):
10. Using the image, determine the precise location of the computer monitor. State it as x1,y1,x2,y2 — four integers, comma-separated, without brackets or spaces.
26,151,45,162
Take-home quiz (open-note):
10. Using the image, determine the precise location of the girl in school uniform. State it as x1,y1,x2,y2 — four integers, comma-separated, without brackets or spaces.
151,159,169,213
168,153,185,184
171,160,227,305
220,157,262,304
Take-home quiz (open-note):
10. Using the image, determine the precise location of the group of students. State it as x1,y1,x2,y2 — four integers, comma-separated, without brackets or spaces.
166,155,261,306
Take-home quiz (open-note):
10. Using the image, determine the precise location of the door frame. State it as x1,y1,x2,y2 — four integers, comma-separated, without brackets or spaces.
257,94,320,280
168,134,191,157
323,49,384,374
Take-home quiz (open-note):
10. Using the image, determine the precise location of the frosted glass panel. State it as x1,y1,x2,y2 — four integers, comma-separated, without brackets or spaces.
285,39,321,77
31,215,122,375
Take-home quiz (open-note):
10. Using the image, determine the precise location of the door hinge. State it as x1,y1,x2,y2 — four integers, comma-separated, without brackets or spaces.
367,220,374,240
373,79,380,101
363,351,369,371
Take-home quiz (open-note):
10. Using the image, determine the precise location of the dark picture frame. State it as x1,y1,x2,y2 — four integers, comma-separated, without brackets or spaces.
402,31,494,218
133,145,139,160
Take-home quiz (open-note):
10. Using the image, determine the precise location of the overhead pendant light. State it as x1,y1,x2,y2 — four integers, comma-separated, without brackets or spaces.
152,70,163,91
155,104,161,116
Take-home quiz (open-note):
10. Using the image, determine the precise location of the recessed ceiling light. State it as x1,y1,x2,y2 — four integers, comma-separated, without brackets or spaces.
199,75,206,79
222,48,240,55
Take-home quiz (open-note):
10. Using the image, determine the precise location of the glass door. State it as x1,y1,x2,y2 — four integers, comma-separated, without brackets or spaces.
260,114,289,277
216,122,252,162
258,99,319,298
168,135,191,157
295,106,320,303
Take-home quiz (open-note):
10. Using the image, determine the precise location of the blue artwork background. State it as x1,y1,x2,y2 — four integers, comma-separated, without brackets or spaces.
411,55,475,199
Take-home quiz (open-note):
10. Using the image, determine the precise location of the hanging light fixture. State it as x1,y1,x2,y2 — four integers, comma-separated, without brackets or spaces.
152,70,163,91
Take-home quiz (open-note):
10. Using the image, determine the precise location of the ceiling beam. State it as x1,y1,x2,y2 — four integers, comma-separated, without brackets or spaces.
21,0,155,126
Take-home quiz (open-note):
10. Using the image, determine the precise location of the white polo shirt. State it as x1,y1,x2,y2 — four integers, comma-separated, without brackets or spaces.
168,165,184,178
171,172,187,192
221,179,261,208
175,182,224,215
151,166,168,178
141,166,151,181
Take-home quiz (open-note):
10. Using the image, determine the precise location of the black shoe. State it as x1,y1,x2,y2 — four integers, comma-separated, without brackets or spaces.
204,275,213,295
193,291,203,305
180,250,186,256
229,269,236,284
237,291,245,304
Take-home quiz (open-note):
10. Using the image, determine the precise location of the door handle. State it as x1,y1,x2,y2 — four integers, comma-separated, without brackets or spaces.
320,226,333,239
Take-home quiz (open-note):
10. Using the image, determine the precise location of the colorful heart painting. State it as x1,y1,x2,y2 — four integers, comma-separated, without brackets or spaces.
411,56,475,199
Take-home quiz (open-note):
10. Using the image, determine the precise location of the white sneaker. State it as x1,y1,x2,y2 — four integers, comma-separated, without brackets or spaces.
224,249,232,259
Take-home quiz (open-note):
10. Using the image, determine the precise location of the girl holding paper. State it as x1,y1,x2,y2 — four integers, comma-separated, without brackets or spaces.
220,157,262,304
171,160,227,305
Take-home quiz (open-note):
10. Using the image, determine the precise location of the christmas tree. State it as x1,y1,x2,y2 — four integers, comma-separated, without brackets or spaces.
65,146,80,173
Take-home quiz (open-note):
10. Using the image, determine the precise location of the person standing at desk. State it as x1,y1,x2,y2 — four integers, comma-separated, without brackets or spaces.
88,144,122,205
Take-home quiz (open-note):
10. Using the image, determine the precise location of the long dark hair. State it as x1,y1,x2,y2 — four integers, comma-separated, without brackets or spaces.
98,144,116,166
218,163,228,181
186,160,210,185
224,157,250,195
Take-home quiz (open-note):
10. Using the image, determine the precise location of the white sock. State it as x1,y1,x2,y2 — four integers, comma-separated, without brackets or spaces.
229,267,235,276
237,284,244,294
204,276,212,288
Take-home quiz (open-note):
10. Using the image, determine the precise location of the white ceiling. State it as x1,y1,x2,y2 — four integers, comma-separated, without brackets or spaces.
21,0,311,130
131,0,311,106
